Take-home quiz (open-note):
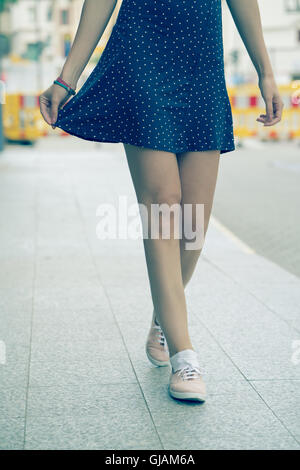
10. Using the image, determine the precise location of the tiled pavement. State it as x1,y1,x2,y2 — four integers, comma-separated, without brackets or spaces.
0,137,300,450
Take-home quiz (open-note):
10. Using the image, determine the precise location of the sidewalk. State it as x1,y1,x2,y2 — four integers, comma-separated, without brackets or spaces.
0,137,300,450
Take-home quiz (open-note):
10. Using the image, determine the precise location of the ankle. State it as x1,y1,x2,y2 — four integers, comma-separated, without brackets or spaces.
170,348,199,372
169,344,194,358
152,309,160,326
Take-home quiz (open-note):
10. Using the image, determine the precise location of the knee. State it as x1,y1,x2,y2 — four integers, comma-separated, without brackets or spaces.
139,188,182,237
141,188,182,207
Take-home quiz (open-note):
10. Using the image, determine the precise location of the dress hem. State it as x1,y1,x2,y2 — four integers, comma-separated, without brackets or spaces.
55,125,236,156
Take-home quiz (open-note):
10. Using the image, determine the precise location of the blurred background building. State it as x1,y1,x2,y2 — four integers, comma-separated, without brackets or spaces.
1,0,300,91
223,0,300,84
0,0,121,92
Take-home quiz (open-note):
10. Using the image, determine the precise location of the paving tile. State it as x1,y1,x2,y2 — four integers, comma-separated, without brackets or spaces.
141,380,298,450
30,333,127,364
162,435,299,450
25,384,161,450
0,341,29,389
35,255,99,289
184,259,242,308
104,285,156,324
36,181,74,206
93,254,149,288
36,239,90,257
37,212,84,250
83,215,159,257
187,257,235,284
34,286,110,311
0,308,32,345
0,206,35,256
210,254,300,286
0,417,25,450
0,256,34,288
0,176,36,205
29,326,137,387
104,269,210,326
37,190,74,206
32,307,116,337
0,386,27,419
243,283,300,332
187,280,300,379
202,231,252,263
251,380,300,441
27,382,144,418
0,287,33,314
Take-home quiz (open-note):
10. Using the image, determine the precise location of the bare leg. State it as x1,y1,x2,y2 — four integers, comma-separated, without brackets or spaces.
151,150,221,324
123,143,192,357
178,150,221,287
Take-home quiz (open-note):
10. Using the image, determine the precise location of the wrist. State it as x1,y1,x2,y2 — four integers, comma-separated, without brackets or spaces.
60,67,80,90
256,63,274,80
258,71,275,80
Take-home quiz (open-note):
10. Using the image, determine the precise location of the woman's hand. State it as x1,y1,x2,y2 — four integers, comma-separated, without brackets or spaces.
257,75,284,126
39,83,71,129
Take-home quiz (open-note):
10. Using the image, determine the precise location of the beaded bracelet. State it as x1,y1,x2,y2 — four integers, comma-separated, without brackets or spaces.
53,76,77,96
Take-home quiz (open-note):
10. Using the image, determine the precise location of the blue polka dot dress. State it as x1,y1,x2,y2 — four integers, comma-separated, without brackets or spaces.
54,0,235,155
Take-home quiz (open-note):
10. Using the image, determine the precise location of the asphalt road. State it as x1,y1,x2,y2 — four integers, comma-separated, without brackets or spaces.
213,139,300,278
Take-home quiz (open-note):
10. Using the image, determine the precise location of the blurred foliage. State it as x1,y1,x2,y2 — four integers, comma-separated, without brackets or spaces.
0,0,17,13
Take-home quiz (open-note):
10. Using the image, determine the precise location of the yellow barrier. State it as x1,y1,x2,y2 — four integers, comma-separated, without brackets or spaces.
228,82,300,141
3,92,49,142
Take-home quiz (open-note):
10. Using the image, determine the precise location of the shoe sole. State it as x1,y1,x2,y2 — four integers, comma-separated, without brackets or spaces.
146,349,170,367
169,388,206,402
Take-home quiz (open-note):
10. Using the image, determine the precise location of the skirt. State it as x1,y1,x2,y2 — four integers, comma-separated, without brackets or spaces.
54,0,235,155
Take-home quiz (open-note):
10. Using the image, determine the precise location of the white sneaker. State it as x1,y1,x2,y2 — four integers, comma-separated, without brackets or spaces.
169,365,206,402
169,349,206,402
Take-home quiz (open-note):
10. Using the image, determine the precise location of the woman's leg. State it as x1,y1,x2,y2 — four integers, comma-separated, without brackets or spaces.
123,143,192,357
177,150,221,287
150,150,221,324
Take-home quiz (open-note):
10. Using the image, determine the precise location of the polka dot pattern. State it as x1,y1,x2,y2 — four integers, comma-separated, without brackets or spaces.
55,0,235,155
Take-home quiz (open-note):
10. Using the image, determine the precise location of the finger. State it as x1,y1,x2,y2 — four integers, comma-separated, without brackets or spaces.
256,114,269,123
264,117,279,126
264,118,275,126
274,100,284,119
274,109,282,120
265,98,274,123
50,100,59,127
264,115,282,126
264,101,283,125
256,114,278,126
39,99,52,125
257,114,268,120
271,117,281,125
258,111,278,126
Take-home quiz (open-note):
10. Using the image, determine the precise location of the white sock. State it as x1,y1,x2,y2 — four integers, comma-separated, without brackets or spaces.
170,349,200,372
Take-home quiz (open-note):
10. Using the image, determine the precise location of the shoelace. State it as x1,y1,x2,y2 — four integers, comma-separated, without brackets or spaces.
178,365,206,381
153,324,169,351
